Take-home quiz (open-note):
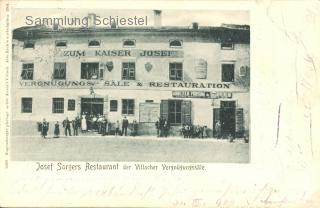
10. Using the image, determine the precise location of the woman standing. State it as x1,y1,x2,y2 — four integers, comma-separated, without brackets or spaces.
54,121,60,138
81,114,87,133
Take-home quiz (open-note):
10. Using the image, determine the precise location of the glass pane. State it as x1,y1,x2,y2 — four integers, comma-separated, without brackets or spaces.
176,113,182,123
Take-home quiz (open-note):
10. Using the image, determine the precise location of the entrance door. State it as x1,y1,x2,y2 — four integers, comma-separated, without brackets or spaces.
81,98,104,116
220,101,236,138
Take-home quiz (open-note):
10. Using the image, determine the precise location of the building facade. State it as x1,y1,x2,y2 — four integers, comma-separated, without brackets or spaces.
12,18,250,137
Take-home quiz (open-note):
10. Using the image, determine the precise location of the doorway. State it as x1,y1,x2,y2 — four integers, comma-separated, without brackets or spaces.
220,101,236,137
81,98,104,116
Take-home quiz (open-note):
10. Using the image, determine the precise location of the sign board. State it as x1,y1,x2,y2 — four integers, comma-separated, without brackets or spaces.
172,91,232,99
139,103,160,123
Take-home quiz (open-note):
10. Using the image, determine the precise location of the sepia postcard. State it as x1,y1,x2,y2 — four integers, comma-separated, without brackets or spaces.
0,0,319,207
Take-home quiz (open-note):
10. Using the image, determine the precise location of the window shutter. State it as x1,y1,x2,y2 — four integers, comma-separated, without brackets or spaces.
182,100,192,124
235,108,244,137
160,100,169,121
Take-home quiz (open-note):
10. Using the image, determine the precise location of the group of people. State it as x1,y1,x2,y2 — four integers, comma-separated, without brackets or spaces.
155,117,170,137
39,115,139,138
181,124,208,138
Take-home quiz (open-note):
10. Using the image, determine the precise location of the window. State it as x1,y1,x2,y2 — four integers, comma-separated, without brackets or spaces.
122,99,134,115
169,62,183,81
122,62,135,80
123,39,135,47
169,40,182,47
88,40,100,47
55,40,67,47
21,63,34,80
24,41,35,49
21,98,32,113
68,99,75,111
221,42,234,50
52,98,64,113
53,62,66,79
110,100,118,112
81,63,101,80
168,100,182,124
221,63,235,82
221,101,236,108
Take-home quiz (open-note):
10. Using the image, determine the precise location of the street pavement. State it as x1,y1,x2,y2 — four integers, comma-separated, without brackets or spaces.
10,135,250,163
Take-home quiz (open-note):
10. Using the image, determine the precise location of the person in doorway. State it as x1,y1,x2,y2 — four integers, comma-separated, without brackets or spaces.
159,116,165,137
81,114,87,133
41,118,49,139
54,121,60,138
63,117,72,136
115,120,120,136
215,121,222,139
121,116,129,136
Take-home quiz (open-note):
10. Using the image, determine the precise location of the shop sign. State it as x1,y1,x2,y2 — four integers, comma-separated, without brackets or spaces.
172,91,232,99
60,49,183,58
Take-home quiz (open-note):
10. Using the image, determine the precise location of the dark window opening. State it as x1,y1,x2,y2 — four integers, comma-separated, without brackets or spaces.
110,100,118,112
81,62,101,80
168,100,182,125
122,62,135,80
24,41,35,49
123,40,135,47
68,99,75,111
53,62,66,79
169,40,182,47
221,63,235,82
122,99,134,115
55,40,67,47
221,42,234,50
21,98,32,113
88,40,100,47
169,62,183,81
21,63,34,80
52,98,64,113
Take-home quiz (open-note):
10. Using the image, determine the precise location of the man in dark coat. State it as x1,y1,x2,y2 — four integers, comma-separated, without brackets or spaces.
121,116,129,136
41,118,49,138
63,117,72,136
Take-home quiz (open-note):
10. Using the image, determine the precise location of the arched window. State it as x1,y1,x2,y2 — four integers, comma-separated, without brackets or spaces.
123,40,135,47
169,40,182,47
88,40,101,47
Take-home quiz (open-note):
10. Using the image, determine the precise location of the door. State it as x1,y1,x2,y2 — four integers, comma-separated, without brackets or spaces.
220,101,236,138
81,98,104,116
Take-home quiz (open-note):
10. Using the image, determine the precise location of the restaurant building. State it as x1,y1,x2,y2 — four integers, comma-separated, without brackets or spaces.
12,12,250,137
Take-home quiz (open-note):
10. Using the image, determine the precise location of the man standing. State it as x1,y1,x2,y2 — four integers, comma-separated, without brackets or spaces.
41,118,49,139
122,116,129,136
63,117,72,136
72,116,80,136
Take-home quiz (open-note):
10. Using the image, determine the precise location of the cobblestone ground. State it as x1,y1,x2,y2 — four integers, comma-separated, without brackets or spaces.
10,135,250,163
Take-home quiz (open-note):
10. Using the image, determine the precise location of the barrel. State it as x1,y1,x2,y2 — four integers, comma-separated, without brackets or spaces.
194,59,207,79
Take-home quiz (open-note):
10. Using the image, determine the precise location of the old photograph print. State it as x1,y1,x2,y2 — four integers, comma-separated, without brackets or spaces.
11,9,250,162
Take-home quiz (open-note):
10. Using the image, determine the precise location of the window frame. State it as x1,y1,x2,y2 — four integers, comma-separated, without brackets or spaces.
123,39,136,48
23,41,35,49
81,62,101,80
121,99,135,115
121,62,136,80
67,99,75,111
52,98,64,114
221,42,234,50
55,40,67,48
21,97,32,113
169,62,183,81
221,63,235,82
21,63,34,80
88,40,101,47
53,62,66,80
168,100,182,125
110,100,118,112
169,40,183,48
